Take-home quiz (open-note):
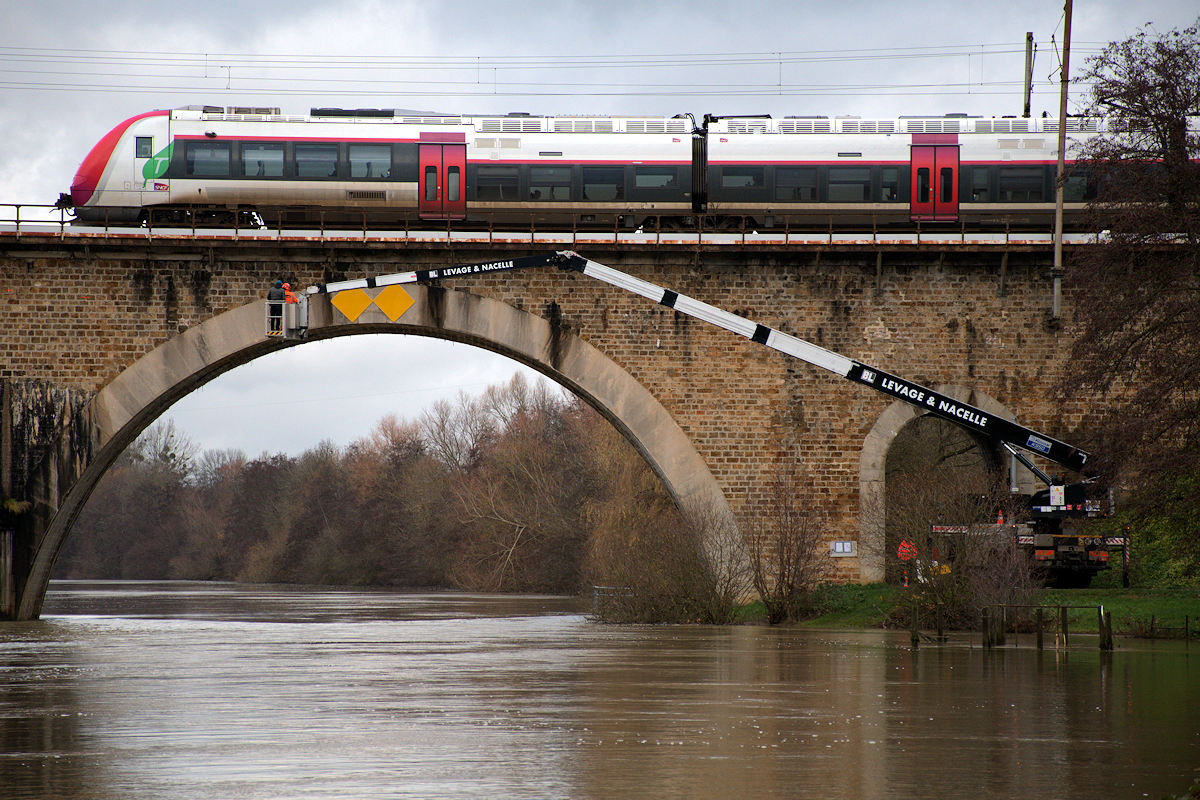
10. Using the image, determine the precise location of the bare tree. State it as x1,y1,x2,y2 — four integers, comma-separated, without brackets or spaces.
1054,20,1200,585
447,380,589,592
882,415,1042,628
418,394,496,471
1063,19,1200,484
745,467,832,624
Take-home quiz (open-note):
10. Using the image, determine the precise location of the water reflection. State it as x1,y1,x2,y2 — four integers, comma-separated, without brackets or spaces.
0,581,1195,799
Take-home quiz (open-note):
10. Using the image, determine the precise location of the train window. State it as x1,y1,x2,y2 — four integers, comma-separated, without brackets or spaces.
476,166,518,200
1060,168,1089,202
583,167,624,201
997,166,1045,201
634,167,677,189
241,143,284,177
721,167,764,188
425,167,437,201
296,143,339,178
530,166,571,201
775,167,817,201
916,168,930,203
185,141,230,177
970,167,990,202
828,167,871,202
447,166,461,202
135,137,153,159
349,144,392,179
631,166,683,201
880,167,899,201
939,167,954,203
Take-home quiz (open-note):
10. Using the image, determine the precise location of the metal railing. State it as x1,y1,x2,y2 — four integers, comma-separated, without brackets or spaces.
1,202,1108,247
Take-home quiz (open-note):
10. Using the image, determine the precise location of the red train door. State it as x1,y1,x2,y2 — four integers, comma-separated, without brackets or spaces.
418,142,466,220
910,139,959,222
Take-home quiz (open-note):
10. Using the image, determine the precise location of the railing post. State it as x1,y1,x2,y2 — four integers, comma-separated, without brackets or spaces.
982,607,991,648
1036,607,1044,650
1060,605,1070,648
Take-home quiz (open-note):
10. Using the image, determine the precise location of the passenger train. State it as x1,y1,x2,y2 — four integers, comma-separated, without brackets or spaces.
67,105,1110,230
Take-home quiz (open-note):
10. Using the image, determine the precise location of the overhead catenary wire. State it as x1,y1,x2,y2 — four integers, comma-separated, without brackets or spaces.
0,40,1109,100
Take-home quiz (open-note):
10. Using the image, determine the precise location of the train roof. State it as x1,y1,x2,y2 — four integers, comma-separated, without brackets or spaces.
168,105,1114,135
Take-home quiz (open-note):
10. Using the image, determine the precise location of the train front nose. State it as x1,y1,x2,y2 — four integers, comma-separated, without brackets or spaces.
68,110,168,209
70,169,97,207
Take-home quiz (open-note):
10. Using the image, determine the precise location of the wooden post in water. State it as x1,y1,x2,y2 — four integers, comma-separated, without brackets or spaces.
1099,605,1114,651
997,606,1007,646
1036,607,1044,650
911,597,920,648
982,607,991,648
1060,606,1069,648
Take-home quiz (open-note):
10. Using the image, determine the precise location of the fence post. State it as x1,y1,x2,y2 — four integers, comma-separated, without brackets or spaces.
1099,605,1114,651
982,607,991,648
1060,605,1069,648
1036,607,1044,650
911,597,919,648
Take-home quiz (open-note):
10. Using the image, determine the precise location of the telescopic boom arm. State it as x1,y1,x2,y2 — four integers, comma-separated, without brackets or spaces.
312,250,1089,477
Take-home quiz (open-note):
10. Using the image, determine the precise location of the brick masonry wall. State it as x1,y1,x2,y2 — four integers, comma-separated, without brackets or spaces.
0,240,1086,582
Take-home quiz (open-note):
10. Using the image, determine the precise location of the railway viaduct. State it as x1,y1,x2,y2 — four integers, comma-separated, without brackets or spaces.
0,228,1088,620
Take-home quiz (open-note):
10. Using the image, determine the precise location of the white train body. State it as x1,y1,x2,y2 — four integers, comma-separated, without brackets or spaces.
69,106,1107,229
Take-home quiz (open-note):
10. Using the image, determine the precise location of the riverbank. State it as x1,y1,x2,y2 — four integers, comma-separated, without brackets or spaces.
772,584,1200,636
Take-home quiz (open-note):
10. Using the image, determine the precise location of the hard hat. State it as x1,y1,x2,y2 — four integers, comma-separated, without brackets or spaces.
283,283,290,289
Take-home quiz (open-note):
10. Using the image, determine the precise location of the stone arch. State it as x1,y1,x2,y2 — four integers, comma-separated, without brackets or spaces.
857,385,1026,582
18,287,733,619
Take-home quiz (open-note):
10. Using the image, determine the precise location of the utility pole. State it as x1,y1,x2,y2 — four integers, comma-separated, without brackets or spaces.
1023,32,1035,118
1052,0,1072,323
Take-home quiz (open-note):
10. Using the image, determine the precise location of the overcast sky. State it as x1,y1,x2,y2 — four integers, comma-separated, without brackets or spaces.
3,0,1195,457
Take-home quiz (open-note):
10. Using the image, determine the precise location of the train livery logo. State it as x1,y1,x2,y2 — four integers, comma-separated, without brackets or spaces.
140,142,174,187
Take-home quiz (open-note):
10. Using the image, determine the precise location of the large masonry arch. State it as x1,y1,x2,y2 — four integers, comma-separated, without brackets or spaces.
18,287,733,619
857,384,1034,582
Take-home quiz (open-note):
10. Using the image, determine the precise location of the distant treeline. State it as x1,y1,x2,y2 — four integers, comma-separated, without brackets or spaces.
55,375,686,596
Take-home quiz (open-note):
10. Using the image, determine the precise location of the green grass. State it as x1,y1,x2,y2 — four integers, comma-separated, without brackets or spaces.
797,583,901,628
1041,587,1200,636
751,583,1200,637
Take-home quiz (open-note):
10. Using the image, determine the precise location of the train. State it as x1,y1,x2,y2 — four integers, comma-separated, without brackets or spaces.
66,105,1108,230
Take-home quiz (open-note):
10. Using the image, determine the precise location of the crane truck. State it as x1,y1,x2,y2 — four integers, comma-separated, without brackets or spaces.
283,250,1123,586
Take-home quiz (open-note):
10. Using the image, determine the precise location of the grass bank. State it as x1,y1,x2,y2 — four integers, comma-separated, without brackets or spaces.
775,584,1200,636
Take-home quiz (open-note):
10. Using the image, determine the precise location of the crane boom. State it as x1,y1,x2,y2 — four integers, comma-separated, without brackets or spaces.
312,249,1088,477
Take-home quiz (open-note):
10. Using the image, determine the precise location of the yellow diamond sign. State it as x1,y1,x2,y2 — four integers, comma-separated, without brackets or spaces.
373,285,415,321
331,288,373,322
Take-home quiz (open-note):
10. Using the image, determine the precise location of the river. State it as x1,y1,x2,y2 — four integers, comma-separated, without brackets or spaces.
1,581,1197,799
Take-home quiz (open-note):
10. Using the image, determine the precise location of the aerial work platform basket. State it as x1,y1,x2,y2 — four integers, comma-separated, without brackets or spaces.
265,299,307,339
